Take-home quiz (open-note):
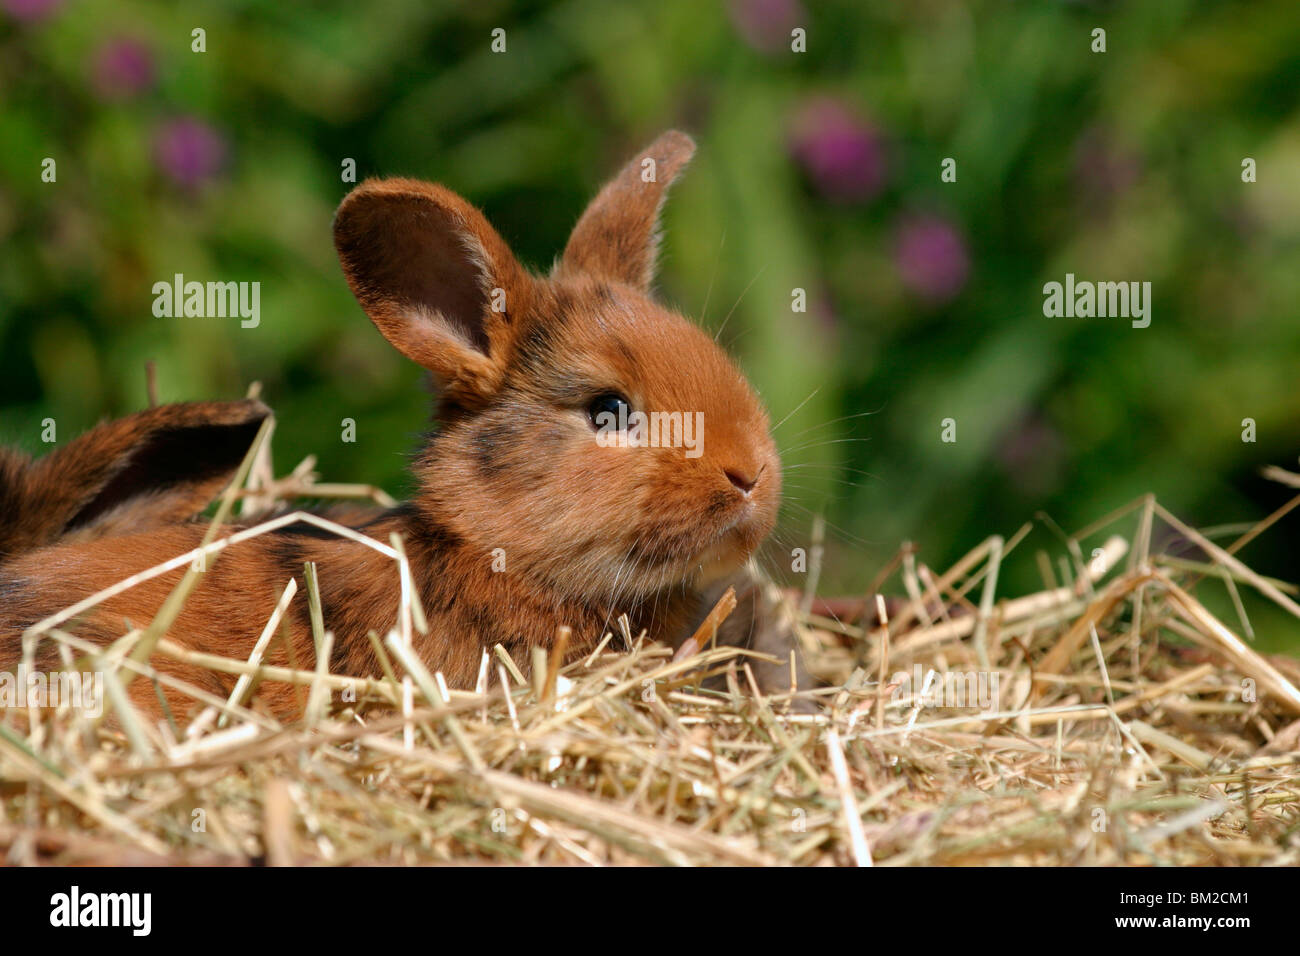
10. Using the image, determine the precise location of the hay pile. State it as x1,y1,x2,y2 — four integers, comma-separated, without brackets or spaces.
3,435,1299,865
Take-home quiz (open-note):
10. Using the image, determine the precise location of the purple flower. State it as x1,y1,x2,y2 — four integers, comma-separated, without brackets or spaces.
93,38,156,100
894,214,969,303
789,98,886,203
728,0,806,53
153,118,227,187
3,0,62,21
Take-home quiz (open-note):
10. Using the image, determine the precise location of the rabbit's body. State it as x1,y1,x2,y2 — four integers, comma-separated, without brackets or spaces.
0,398,269,559
0,505,698,721
0,131,791,722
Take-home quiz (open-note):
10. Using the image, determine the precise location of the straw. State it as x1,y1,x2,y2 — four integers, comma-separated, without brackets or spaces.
3,436,1299,865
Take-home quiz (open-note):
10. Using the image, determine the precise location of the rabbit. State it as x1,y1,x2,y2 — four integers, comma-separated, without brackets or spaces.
0,398,269,560
0,130,798,723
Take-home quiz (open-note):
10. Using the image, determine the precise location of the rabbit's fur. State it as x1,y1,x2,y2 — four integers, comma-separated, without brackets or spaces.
0,131,803,721
0,399,269,559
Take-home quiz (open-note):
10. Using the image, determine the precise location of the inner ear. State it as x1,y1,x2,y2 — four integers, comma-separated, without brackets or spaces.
64,416,265,532
339,194,493,355
0,399,269,556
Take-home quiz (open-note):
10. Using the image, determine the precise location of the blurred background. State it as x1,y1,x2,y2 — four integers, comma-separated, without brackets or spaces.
2,0,1298,645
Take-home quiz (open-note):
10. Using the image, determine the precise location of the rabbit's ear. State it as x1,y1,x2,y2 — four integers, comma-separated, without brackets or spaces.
0,399,269,558
558,130,696,291
333,178,533,401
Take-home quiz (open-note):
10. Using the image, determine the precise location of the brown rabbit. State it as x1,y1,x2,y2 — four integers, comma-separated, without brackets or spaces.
0,131,791,722
0,399,269,561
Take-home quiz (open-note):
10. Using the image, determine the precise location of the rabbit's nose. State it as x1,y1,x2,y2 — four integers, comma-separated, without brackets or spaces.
724,466,758,495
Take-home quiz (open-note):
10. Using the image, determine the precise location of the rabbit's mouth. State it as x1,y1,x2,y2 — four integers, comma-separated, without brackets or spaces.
691,538,750,585
687,517,767,586
678,475,777,585
604,517,761,597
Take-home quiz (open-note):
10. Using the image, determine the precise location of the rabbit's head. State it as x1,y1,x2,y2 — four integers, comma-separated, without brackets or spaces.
333,131,779,605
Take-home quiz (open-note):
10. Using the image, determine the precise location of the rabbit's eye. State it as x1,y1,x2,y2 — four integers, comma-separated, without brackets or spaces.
587,392,631,430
